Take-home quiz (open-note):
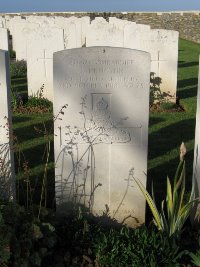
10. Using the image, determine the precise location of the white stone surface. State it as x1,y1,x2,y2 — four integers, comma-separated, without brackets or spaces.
86,17,124,47
9,16,24,50
55,16,82,48
27,27,64,101
124,29,179,98
192,57,200,223
0,28,8,50
55,16,90,48
53,47,151,227
0,50,15,200
0,17,6,28
109,17,136,30
14,21,39,60
27,15,55,27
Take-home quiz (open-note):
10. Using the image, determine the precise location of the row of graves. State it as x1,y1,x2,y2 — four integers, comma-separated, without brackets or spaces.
1,14,199,227
0,15,178,101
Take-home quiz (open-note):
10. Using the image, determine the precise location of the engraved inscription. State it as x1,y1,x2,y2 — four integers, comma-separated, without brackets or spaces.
58,94,142,147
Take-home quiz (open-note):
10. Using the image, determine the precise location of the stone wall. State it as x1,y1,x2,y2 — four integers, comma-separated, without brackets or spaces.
2,11,200,43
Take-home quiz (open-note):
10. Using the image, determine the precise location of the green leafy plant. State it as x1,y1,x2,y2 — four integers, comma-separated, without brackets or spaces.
0,201,57,267
10,60,27,78
185,237,200,266
0,208,12,265
135,142,195,238
95,225,182,267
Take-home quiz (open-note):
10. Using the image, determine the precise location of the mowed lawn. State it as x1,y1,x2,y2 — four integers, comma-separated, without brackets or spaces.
11,38,200,209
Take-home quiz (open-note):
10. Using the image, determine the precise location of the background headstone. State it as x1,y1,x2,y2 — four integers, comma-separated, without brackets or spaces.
86,17,124,47
27,27,64,101
53,47,151,227
0,28,8,50
124,29,179,99
0,50,15,201
13,21,39,60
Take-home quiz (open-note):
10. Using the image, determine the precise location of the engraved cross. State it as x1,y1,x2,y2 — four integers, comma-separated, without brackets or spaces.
37,49,52,77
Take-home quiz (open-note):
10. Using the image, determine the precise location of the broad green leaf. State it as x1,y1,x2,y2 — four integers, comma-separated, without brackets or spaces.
134,178,162,230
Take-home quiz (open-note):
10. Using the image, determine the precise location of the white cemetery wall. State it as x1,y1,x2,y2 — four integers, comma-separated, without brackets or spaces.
86,17,124,47
27,27,64,101
53,47,151,227
0,28,8,50
192,57,200,224
124,28,179,99
0,50,15,200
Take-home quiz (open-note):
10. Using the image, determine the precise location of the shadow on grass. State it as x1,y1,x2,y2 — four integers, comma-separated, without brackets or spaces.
14,140,54,171
149,117,165,127
177,78,198,89
11,76,27,85
17,166,55,209
177,86,198,100
178,61,199,68
12,115,31,124
14,84,28,93
148,118,195,161
13,119,53,141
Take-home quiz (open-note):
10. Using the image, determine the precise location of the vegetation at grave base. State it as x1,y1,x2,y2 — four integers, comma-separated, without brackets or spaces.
0,38,198,266
11,84,53,113
95,225,183,267
10,59,27,78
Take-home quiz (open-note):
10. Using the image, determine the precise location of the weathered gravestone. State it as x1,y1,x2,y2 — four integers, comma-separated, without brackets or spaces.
0,28,8,50
54,16,90,48
53,47,151,227
13,21,40,60
0,16,6,28
86,17,124,47
27,15,55,28
9,16,24,50
192,57,200,223
27,27,64,101
0,50,15,200
124,29,179,99
109,17,137,31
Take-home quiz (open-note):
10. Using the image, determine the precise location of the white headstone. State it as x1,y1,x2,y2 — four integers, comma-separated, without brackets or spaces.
0,17,6,28
53,47,151,227
9,16,24,50
124,29,179,99
27,15,55,27
0,50,15,200
86,17,124,47
192,57,200,223
0,28,8,51
109,17,136,30
54,16,82,49
54,16,90,48
14,21,40,60
27,27,64,101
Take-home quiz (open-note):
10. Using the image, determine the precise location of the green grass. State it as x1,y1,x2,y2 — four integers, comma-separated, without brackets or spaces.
148,39,200,208
11,38,200,215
